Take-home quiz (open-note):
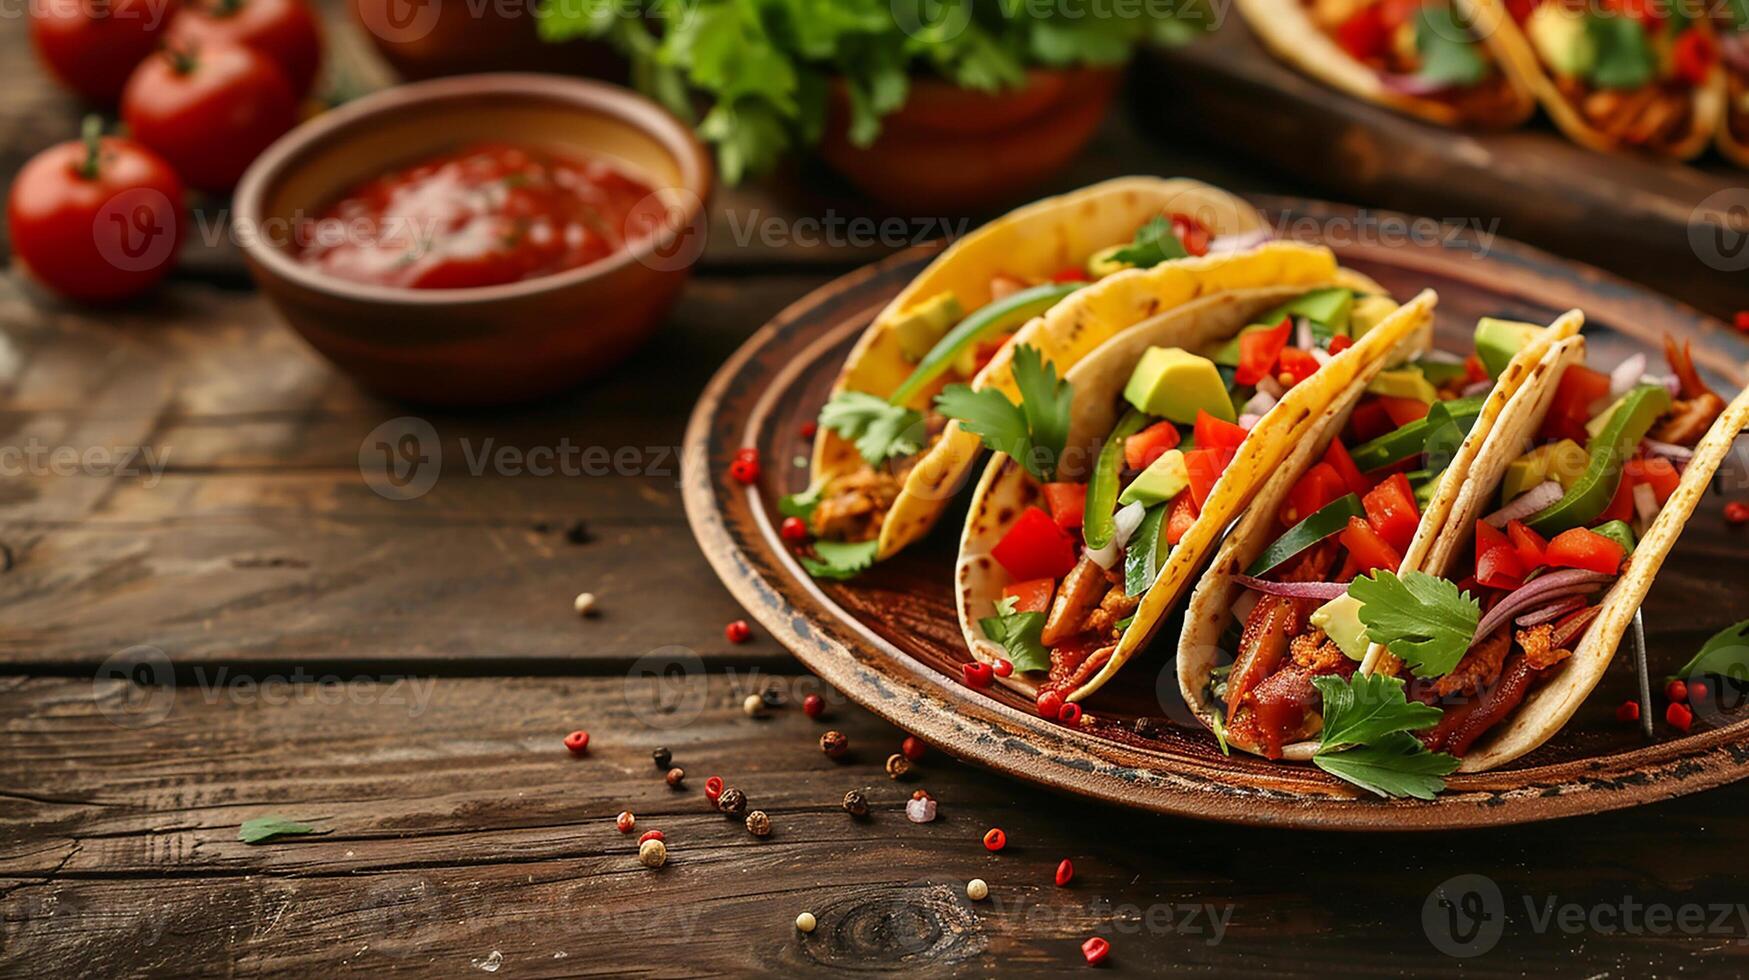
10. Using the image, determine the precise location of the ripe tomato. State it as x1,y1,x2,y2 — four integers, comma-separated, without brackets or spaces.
168,0,323,99
7,118,184,302
29,0,176,104
122,42,297,194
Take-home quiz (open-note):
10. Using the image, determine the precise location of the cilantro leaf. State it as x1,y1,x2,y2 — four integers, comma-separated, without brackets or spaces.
239,816,325,844
1108,216,1189,270
1349,570,1480,678
1670,618,1749,683
800,539,879,580
977,595,1050,673
936,343,1072,481
1587,14,1656,89
1413,6,1488,87
779,484,824,521
819,391,926,467
1313,673,1445,751
1312,733,1458,800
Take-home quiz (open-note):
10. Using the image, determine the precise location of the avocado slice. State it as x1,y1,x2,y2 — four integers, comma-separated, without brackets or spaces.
1366,368,1438,404
1501,439,1589,505
892,291,963,362
1118,449,1189,508
1349,294,1399,339
1412,355,1469,388
1310,593,1370,661
1527,2,1596,78
1258,287,1354,336
1474,317,1545,379
1585,392,1631,439
1124,347,1235,424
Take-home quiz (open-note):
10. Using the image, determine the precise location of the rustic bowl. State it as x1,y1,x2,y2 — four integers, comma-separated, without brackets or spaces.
234,73,711,406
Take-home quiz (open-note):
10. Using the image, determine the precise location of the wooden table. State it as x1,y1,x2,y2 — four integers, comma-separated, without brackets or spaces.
4,7,1749,977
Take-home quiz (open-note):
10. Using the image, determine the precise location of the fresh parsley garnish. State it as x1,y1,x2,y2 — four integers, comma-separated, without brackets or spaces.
1413,6,1487,88
1310,674,1455,800
1349,570,1480,678
239,816,325,844
935,344,1072,481
1587,14,1656,89
1670,618,1749,683
819,391,926,467
977,595,1050,674
800,539,880,580
1107,215,1189,269
779,484,824,521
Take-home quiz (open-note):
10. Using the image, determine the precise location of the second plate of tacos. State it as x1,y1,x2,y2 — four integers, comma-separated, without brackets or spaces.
1713,3,1749,165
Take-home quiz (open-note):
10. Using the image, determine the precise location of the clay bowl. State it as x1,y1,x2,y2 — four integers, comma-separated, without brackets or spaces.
234,73,711,406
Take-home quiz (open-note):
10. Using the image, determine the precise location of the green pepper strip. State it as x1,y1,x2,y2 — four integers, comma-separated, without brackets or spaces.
887,282,1083,407
1124,504,1169,597
1591,520,1637,556
1349,395,1486,472
1083,408,1151,551
1245,493,1365,578
1528,383,1672,534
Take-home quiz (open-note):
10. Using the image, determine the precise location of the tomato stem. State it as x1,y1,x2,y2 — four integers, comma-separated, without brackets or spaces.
164,42,198,76
78,115,103,180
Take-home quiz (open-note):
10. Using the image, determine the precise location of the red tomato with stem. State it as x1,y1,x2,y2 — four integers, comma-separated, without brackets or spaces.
168,0,323,99
29,0,175,104
7,116,184,302
122,41,297,193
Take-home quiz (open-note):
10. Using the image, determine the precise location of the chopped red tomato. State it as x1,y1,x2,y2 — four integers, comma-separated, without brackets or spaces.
1505,0,1539,23
1545,527,1626,575
1124,421,1181,471
1165,490,1198,546
1281,462,1348,527
1475,519,1511,562
1235,318,1291,386
1194,410,1249,451
1376,395,1430,428
1346,399,1395,443
1328,334,1354,355
1464,354,1490,383
1673,29,1717,87
1505,519,1548,569
1362,472,1419,552
1542,364,1610,444
1599,472,1636,524
1051,266,1091,283
969,335,1009,376
1277,347,1320,387
1625,456,1680,506
1184,447,1234,511
991,507,1078,581
1340,515,1402,575
1476,544,1526,590
1170,212,1211,257
1002,577,1056,614
1334,5,1390,60
1323,439,1371,496
1041,482,1088,529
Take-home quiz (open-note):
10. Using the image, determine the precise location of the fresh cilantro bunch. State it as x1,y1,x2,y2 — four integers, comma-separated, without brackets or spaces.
936,344,1072,481
819,391,927,467
1107,215,1189,269
978,594,1050,673
1349,570,1479,678
1311,673,1456,799
1413,6,1487,87
536,0,1214,182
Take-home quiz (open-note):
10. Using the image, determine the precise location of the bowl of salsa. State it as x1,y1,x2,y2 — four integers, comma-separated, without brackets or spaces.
235,74,711,405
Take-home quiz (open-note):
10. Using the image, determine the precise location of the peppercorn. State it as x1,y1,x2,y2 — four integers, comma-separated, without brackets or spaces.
1667,702,1694,733
1728,501,1749,525
905,796,937,823
1615,700,1641,723
725,620,753,644
842,789,869,816
992,658,1013,678
743,693,765,717
800,420,818,439
780,516,810,544
966,878,988,901
983,828,1006,852
795,911,817,933
745,809,772,837
1737,310,1749,334
911,789,931,801
717,787,747,817
1059,702,1083,726
729,450,760,484
652,746,672,769
963,661,993,688
1081,936,1110,966
638,830,665,845
885,753,912,780
616,811,636,833
639,838,667,869
1666,679,1689,704
573,592,597,617
1692,681,1710,703
666,767,686,788
900,736,926,761
1037,690,1064,719
563,730,589,754
705,775,723,803
1055,858,1074,887
802,694,825,719
820,730,849,759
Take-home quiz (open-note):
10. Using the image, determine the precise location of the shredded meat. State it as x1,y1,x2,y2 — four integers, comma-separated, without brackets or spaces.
1517,624,1572,670
1042,557,1112,647
1650,336,1723,446
811,468,903,541
1290,629,1348,673
1436,629,1509,698
1565,80,1694,150
1083,585,1141,638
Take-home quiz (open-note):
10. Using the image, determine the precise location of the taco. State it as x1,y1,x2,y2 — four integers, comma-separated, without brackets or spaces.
953,273,1435,710
1714,4,1749,165
1179,312,1582,770
1484,0,1725,159
790,177,1314,574
1236,0,1536,127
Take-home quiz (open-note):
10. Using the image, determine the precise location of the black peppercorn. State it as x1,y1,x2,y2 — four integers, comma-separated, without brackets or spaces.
745,810,772,837
820,730,849,759
884,753,912,780
652,747,672,769
842,790,868,817
717,786,747,817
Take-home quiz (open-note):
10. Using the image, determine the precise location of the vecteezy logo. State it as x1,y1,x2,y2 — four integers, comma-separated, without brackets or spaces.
1689,188,1749,273
623,646,707,729
92,187,178,273
627,187,708,273
354,0,443,44
93,645,176,728
890,0,972,41
359,417,441,501
1423,874,1505,958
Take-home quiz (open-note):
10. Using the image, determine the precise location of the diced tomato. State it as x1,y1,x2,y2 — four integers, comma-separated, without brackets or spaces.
1041,482,1088,529
1323,439,1371,496
1602,0,1661,24
969,335,1009,376
1340,515,1402,575
1505,519,1548,569
1625,455,1680,506
1194,410,1249,451
1165,490,1198,546
1334,5,1390,60
1362,472,1419,552
1599,472,1636,524
1002,577,1056,614
1346,399,1395,443
991,507,1079,581
1464,354,1490,384
1235,317,1292,386
1184,447,1234,511
1169,212,1211,257
1328,334,1354,355
1476,544,1526,590
1336,553,1361,583
1673,29,1717,87
1542,364,1611,444
1277,347,1320,387
1378,0,1421,28
1051,266,1091,283
1545,527,1626,575
1376,395,1431,428
1475,519,1511,562
1281,462,1348,527
1124,422,1181,472
1505,0,1540,24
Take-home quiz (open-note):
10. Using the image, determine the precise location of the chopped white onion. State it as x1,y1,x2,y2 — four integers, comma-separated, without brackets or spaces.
1609,353,1646,397
1641,438,1694,464
1113,501,1147,548
1646,373,1680,397
1237,413,1263,430
1294,317,1314,351
1085,539,1119,569
1461,379,1492,397
1310,348,1334,367
1484,480,1562,527
1633,482,1658,525
1242,390,1278,417
1204,227,1272,255
1257,375,1286,400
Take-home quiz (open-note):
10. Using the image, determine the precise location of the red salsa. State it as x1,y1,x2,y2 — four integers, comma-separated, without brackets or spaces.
297,142,660,290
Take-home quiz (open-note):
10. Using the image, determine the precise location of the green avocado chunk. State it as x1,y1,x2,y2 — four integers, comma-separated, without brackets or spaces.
1528,383,1672,534
1119,448,1188,508
1259,287,1354,336
892,291,964,362
1501,439,1589,505
1366,368,1438,403
1311,593,1370,661
1474,317,1545,379
1124,347,1235,424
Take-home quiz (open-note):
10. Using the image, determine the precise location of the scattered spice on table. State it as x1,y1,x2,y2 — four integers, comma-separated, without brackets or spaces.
639,838,668,868
717,787,747,817
1667,702,1694,732
1036,690,1064,719
905,795,937,823
900,736,926,761
238,816,324,844
966,878,988,901
1615,700,1641,723
564,519,592,545
885,753,912,780
1736,311,1749,333
802,694,825,719
780,516,809,543
842,790,868,816
705,776,723,804
742,694,765,717
962,662,993,688
800,421,817,439
1081,936,1110,966
652,747,672,769
1726,501,1749,525
563,730,590,754
730,448,760,484
820,730,848,759
1692,681,1710,703
616,811,636,833
983,828,1006,852
745,810,772,837
725,620,753,644
666,767,686,788
1055,859,1075,886
795,912,817,933
638,830,664,845
992,658,1013,678
572,592,597,617
1665,679,1688,703
1058,702,1083,726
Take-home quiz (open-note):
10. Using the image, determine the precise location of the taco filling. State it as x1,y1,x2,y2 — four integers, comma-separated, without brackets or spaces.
964,286,1399,699
1312,0,1524,121
796,212,1232,546
1714,3,1749,147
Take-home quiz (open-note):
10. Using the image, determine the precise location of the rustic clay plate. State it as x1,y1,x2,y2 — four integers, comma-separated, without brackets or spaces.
682,197,1749,830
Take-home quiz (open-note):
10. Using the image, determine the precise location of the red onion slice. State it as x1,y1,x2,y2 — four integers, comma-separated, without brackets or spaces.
1471,570,1613,646
1515,595,1586,627
1379,72,1451,96
1641,438,1694,463
1461,379,1493,397
1484,480,1562,527
1233,575,1350,600
1722,32,1749,75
